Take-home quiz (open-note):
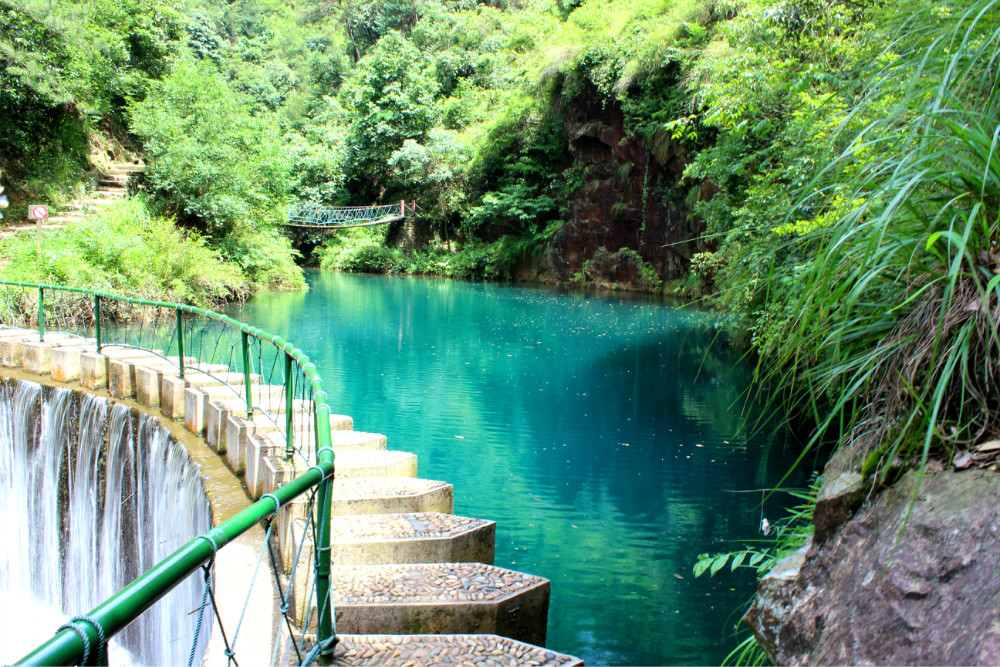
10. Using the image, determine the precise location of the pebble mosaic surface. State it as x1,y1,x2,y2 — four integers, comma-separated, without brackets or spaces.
332,478,450,500
330,563,545,604
331,512,491,541
330,634,583,667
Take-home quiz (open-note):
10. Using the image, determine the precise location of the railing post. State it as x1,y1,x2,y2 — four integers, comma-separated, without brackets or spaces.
400,199,405,217
316,473,335,663
38,286,44,342
94,294,102,353
284,352,294,462
176,308,185,379
242,330,253,419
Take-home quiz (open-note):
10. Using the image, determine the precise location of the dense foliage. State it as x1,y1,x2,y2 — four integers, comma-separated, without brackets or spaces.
0,198,245,306
4,0,999,469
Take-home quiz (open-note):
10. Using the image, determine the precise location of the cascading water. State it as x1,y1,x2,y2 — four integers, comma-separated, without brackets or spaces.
0,379,212,665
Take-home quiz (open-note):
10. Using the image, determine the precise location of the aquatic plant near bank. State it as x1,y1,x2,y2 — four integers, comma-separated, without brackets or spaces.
693,481,819,666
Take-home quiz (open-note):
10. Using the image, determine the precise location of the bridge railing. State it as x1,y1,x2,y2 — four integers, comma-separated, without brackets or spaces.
0,280,337,666
286,201,411,227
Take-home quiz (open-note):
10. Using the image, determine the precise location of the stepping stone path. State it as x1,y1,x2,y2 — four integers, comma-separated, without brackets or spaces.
0,327,584,666
0,162,142,239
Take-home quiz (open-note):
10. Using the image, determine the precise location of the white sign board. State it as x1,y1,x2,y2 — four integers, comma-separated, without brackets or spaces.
29,204,48,220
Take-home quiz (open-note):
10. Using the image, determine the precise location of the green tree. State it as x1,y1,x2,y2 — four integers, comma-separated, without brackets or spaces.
130,59,291,239
339,30,439,197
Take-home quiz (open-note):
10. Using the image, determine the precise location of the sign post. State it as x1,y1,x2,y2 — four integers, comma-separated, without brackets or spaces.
29,204,48,256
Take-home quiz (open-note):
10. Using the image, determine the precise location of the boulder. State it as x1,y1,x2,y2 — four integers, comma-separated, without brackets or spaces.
745,469,1000,665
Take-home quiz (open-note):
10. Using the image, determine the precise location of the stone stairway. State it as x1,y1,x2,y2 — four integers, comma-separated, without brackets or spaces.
0,162,142,238
0,328,584,666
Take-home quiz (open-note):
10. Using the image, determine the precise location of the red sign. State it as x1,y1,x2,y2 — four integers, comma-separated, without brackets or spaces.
29,204,48,220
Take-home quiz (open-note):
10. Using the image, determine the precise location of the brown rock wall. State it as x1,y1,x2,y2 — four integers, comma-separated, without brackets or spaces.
549,98,709,287
746,469,1000,665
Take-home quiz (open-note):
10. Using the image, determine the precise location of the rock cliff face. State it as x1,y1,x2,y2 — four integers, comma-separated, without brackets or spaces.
547,95,710,288
745,467,1000,665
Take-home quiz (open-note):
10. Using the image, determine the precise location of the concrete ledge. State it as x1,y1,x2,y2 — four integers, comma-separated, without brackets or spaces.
246,434,284,499
328,634,582,667
136,366,165,408
0,338,25,367
185,387,207,435
330,563,550,645
160,375,187,420
23,342,56,374
51,347,82,382
80,352,107,389
206,400,233,453
329,431,387,451
331,478,454,516
109,359,137,399
334,450,418,479
329,512,496,566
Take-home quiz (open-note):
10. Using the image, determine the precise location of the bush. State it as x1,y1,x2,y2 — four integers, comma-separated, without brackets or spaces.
130,60,291,239
0,197,247,306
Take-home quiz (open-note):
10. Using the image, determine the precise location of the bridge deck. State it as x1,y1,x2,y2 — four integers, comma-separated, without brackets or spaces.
286,203,412,228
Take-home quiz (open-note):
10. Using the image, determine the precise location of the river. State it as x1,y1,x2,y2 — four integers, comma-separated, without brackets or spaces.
233,271,811,666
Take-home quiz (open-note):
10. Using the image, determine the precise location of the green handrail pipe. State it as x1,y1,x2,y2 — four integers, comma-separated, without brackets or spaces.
0,280,337,666
285,350,294,461
94,294,102,353
242,330,253,418
38,286,44,342
176,307,185,379
16,462,333,666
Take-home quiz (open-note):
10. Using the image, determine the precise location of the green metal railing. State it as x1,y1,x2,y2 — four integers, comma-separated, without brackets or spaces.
0,281,337,666
286,202,410,228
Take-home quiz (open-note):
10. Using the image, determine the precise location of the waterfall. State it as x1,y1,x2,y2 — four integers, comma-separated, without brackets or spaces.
0,379,212,665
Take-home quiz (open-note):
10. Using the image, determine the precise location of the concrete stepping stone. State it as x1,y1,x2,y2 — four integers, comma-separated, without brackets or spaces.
329,512,495,565
332,449,418,479
330,478,453,516
250,428,385,452
1,333,76,367
331,562,550,645
329,634,582,666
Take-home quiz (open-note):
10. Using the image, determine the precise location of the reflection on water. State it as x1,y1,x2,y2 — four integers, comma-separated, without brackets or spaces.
233,271,812,666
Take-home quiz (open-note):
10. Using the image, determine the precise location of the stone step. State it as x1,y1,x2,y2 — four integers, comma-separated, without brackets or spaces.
79,198,115,207
98,179,128,188
24,337,96,375
332,449,418,479
328,634,581,666
183,371,262,388
253,448,416,500
329,512,495,566
250,428,385,452
0,329,86,373
330,478,453,516
330,562,550,645
93,189,126,198
109,355,190,399
193,388,314,453
199,382,286,403
237,427,384,483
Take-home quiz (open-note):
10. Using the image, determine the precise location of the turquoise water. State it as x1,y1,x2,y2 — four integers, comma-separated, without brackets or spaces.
233,271,810,666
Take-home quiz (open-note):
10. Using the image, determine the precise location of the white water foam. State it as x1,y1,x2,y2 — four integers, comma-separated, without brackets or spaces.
0,380,211,665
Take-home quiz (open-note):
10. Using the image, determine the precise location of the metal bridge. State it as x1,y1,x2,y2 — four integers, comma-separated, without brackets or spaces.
286,201,415,229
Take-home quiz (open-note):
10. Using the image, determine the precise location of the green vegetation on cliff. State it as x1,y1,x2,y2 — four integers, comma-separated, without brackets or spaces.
3,0,999,468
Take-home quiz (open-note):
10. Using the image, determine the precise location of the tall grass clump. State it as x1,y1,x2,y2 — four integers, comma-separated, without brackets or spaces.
759,1,1000,481
0,197,247,307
